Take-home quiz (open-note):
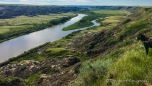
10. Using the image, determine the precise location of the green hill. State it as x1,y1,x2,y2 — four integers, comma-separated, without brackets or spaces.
73,7,152,86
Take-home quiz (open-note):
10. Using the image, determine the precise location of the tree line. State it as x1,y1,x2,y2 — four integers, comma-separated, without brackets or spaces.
0,5,88,19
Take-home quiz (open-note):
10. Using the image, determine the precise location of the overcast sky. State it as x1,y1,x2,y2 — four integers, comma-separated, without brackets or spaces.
0,0,152,6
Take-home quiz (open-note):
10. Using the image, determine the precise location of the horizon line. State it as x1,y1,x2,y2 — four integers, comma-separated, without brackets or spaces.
0,3,151,7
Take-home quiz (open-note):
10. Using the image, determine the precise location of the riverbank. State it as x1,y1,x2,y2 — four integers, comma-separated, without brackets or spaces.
0,13,77,43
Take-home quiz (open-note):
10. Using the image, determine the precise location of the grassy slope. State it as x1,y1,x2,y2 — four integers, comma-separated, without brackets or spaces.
73,7,152,86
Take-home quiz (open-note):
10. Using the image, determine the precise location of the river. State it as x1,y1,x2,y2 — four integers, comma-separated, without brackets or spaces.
0,14,100,63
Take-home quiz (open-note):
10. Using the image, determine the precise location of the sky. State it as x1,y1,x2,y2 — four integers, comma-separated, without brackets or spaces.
0,0,152,6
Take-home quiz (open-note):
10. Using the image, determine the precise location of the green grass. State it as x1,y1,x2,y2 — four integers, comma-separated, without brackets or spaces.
104,43,152,86
93,10,130,15
119,20,148,40
0,25,32,34
46,47,67,57
73,41,152,86
26,74,41,85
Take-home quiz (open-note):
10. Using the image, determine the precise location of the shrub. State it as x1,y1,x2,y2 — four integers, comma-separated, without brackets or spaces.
73,59,112,86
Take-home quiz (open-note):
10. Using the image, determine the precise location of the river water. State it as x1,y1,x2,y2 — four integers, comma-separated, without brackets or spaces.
0,14,100,63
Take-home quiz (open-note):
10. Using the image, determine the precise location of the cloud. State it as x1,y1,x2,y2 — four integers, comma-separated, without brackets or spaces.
49,0,93,5
19,0,29,2
0,0,98,5
17,0,94,5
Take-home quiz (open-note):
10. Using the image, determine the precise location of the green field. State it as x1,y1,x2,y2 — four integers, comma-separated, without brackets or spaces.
0,13,76,34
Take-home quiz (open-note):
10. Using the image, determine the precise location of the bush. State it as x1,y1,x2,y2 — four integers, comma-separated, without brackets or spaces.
73,59,112,86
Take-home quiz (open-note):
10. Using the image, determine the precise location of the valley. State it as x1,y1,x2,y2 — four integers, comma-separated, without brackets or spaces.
0,5,152,86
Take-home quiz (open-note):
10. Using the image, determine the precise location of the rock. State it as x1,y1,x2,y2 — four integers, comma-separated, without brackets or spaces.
68,63,81,74
63,57,80,67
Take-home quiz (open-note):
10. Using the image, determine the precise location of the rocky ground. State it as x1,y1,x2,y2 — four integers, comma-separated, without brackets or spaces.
0,57,81,86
